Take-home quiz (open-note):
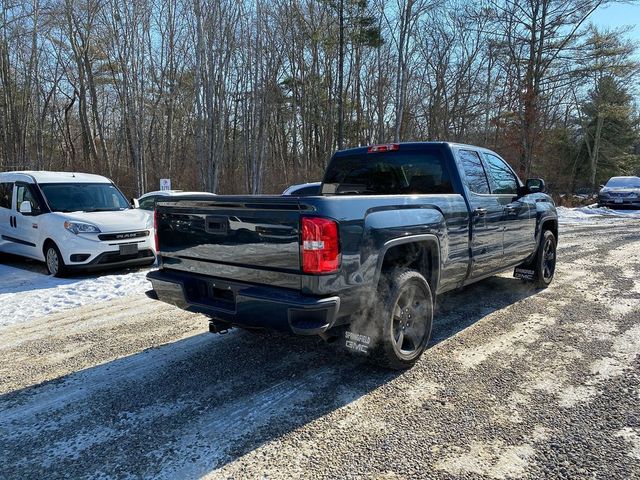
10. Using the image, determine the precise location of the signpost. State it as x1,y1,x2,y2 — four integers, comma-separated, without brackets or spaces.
160,178,171,191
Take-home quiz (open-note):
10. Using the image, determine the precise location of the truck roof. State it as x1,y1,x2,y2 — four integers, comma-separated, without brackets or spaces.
1,171,111,184
334,141,498,156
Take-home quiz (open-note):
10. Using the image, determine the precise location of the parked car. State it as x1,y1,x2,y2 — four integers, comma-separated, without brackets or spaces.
0,171,155,276
134,190,217,210
146,142,557,369
598,176,640,209
282,182,321,196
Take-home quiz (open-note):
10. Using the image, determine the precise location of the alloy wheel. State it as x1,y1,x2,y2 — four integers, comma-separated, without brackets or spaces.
391,284,430,358
542,237,556,281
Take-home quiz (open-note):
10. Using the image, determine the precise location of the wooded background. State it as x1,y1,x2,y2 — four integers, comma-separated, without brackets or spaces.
1,0,639,198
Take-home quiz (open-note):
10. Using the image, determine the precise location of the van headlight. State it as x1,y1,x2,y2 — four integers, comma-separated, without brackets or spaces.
64,221,101,234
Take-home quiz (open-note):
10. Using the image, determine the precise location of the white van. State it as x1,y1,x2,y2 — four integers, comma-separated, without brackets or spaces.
0,171,155,276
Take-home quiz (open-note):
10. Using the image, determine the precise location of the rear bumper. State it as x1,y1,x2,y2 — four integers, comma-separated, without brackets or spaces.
146,269,340,335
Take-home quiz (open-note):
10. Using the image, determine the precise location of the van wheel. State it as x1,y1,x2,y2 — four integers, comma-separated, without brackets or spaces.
533,230,556,288
44,242,66,277
369,269,434,370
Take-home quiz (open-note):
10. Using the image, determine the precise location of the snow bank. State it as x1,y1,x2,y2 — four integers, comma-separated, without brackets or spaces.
0,265,151,328
557,205,640,224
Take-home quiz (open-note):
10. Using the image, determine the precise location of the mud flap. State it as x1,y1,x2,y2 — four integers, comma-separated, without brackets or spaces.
344,331,372,355
513,267,535,280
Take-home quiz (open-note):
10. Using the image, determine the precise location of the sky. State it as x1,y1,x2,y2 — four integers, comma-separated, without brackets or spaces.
589,2,640,45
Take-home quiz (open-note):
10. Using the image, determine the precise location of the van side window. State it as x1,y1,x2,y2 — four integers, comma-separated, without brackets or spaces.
16,184,42,215
458,150,490,194
0,182,13,209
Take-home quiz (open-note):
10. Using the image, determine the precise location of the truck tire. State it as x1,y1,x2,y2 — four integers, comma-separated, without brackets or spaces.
532,230,556,288
44,241,67,277
369,268,433,370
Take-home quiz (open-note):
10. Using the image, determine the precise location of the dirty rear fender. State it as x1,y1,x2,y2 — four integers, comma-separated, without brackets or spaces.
362,206,446,285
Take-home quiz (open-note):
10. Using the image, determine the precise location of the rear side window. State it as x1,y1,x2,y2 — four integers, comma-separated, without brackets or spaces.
288,185,320,196
322,149,453,195
458,150,490,194
483,153,518,194
0,182,13,209
138,196,157,210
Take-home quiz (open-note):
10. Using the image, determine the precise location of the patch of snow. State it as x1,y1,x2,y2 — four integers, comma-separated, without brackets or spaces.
557,205,640,224
0,264,152,327
435,440,536,479
616,428,640,460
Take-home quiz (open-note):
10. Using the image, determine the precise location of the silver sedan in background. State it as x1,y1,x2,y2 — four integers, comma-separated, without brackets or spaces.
598,176,640,209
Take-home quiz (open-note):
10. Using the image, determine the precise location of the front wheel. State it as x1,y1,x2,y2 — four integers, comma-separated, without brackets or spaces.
44,242,66,277
533,230,556,288
368,269,434,370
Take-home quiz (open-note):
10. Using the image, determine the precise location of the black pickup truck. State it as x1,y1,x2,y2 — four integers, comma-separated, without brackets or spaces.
147,142,557,369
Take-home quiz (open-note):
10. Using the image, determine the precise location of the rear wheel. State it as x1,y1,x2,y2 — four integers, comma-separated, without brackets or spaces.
44,242,66,277
368,269,434,370
532,230,556,288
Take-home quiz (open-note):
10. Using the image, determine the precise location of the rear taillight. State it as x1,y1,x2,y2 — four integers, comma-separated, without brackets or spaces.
301,217,340,274
153,209,160,253
367,143,399,153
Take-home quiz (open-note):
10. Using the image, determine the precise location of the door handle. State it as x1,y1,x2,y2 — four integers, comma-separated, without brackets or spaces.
473,208,487,217
504,206,517,215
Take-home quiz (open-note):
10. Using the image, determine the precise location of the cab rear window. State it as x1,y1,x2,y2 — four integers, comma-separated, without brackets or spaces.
322,148,452,195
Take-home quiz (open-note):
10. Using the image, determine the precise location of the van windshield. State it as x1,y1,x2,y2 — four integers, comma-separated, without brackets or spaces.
39,183,130,213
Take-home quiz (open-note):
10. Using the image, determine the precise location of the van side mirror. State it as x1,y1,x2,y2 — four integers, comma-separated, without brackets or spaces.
526,178,546,193
19,201,33,215
132,198,140,208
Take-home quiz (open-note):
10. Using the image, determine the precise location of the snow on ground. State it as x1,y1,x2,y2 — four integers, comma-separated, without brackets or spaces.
557,205,640,225
0,264,152,328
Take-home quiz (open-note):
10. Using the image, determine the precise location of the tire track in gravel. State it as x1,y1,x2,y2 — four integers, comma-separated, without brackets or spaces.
1,222,640,479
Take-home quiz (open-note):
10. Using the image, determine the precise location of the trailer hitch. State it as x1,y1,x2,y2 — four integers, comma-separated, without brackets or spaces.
208,320,231,334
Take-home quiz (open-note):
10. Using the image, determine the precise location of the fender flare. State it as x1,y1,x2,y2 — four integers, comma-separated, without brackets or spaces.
372,234,441,293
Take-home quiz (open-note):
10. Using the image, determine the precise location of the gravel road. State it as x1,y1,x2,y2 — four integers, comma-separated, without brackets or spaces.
1,220,639,479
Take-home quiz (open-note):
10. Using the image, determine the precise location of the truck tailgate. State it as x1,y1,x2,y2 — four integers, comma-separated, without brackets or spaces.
156,196,302,289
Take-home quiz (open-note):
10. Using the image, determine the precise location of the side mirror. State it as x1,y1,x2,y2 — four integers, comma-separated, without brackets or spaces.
526,178,546,193
132,198,140,208
19,201,33,215
599,185,605,190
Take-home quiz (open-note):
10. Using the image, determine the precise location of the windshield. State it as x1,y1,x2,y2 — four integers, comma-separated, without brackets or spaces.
40,183,130,212
322,148,453,195
606,177,640,188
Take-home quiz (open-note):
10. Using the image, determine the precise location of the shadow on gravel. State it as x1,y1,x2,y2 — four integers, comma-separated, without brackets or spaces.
0,274,540,479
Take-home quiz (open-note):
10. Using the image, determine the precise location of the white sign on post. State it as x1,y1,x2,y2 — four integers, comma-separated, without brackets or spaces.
160,179,171,191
